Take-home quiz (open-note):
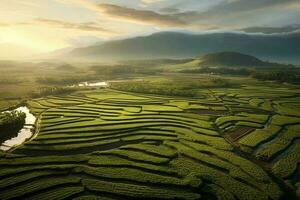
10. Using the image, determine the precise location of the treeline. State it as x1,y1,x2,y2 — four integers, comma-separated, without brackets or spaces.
123,58,194,67
0,78,24,84
91,65,161,77
181,66,300,84
112,81,197,97
36,76,92,85
251,70,300,83
112,78,235,97
181,66,252,76
31,87,78,98
0,111,26,143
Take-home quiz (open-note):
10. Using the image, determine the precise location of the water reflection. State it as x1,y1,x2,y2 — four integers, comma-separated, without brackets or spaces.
0,106,36,151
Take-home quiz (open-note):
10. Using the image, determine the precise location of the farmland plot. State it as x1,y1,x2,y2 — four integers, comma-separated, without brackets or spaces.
0,87,299,200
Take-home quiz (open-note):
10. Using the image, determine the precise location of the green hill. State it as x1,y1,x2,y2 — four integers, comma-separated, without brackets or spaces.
199,52,266,67
164,52,293,72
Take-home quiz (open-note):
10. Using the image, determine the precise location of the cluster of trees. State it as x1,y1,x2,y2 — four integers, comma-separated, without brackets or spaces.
112,78,235,97
251,70,300,83
0,111,26,143
91,65,161,77
113,81,197,97
55,64,76,71
181,66,252,76
0,78,23,84
36,76,92,85
181,66,300,84
31,87,78,98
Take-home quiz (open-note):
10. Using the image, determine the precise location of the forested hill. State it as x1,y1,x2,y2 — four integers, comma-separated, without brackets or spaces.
68,31,300,63
198,52,293,67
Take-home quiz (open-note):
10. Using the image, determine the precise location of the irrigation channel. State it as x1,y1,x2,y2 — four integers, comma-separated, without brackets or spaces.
0,106,36,151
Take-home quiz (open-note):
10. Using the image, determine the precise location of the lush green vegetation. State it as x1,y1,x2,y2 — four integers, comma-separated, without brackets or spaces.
30,87,79,98
111,78,236,97
0,82,299,199
0,111,26,143
0,60,299,199
251,70,300,83
181,66,253,76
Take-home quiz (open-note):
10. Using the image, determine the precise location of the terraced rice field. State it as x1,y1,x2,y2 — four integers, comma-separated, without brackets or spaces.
0,87,300,200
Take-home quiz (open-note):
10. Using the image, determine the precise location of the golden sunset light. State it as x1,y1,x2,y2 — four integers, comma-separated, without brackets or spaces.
0,1,299,200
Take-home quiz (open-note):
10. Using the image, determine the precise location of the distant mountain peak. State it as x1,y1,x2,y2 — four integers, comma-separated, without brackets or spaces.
67,31,300,64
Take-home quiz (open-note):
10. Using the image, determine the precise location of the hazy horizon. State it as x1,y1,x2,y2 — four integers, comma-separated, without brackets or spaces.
1,0,300,59
1,2,300,199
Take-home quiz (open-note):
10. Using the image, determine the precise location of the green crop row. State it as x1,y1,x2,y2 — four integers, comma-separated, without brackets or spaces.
82,178,201,200
238,124,281,148
216,113,268,127
79,165,193,187
26,186,84,200
89,154,178,175
170,157,282,200
0,170,66,190
255,125,300,160
119,143,177,158
272,142,300,178
0,176,81,200
272,115,300,126
98,149,171,164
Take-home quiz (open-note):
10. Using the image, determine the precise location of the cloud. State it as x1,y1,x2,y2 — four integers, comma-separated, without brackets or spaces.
51,1,300,31
203,0,299,15
98,4,188,27
97,1,299,29
0,22,31,28
241,24,300,34
141,0,165,4
35,18,114,34
159,7,180,13
0,23,10,27
286,1,300,10
53,0,99,11
169,0,300,29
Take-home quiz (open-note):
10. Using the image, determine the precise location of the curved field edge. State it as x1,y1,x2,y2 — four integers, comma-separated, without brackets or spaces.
1,88,300,200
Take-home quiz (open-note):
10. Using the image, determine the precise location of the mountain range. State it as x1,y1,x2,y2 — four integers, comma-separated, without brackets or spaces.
68,31,300,64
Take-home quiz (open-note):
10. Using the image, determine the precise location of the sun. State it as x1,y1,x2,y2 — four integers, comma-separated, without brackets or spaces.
0,27,69,52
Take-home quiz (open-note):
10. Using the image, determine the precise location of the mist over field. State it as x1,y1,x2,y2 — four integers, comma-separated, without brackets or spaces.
0,1,300,200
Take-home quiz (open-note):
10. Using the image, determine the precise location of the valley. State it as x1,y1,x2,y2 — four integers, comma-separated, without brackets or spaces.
0,71,300,199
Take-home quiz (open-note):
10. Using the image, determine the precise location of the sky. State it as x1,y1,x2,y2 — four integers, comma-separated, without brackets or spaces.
0,0,300,56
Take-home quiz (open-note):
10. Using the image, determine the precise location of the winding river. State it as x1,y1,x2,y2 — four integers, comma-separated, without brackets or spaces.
0,106,36,151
